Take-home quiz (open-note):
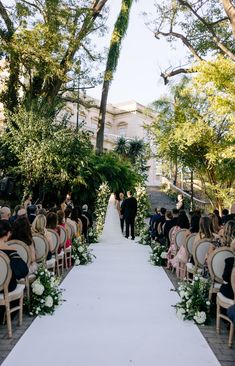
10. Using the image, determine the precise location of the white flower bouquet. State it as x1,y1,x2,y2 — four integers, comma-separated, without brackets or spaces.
30,266,63,316
72,237,95,265
150,244,167,266
174,276,211,325
139,226,152,246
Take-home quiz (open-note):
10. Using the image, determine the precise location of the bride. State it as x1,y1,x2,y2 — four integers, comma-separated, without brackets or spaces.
100,193,123,243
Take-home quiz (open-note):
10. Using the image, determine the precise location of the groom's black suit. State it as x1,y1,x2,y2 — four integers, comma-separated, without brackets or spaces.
121,196,137,239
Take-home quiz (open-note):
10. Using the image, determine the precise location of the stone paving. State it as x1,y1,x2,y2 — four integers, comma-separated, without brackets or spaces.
0,267,234,365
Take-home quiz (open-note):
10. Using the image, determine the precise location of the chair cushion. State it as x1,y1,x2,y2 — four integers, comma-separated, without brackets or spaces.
217,292,234,306
0,284,25,303
57,251,64,258
46,258,56,268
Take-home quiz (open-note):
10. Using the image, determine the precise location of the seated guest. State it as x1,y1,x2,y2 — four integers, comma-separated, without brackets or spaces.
149,208,160,238
31,214,53,260
213,209,222,226
163,208,179,245
71,208,83,236
10,216,37,274
57,210,71,248
10,205,22,224
0,206,11,221
221,209,229,225
27,204,37,224
190,209,201,233
65,207,77,236
0,220,29,291
219,239,235,300
82,204,93,228
228,305,235,325
153,207,166,240
210,213,221,234
17,208,27,218
221,220,235,247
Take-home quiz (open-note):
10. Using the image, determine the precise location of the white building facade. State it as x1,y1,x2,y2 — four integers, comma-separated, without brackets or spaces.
68,98,161,186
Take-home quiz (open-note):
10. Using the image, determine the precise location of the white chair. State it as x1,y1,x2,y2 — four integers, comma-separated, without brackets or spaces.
168,226,175,244
175,229,190,251
65,222,74,240
0,251,25,338
216,267,235,347
33,233,55,272
186,238,212,279
47,229,63,276
60,226,71,269
185,233,197,259
208,247,233,300
6,240,33,308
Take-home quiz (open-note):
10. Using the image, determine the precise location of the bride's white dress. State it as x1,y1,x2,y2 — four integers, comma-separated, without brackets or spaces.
100,193,123,243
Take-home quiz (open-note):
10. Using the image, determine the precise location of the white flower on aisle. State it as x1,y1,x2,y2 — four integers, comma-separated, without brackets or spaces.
45,295,54,308
78,246,84,253
176,308,186,320
160,251,167,259
32,281,44,296
193,311,206,325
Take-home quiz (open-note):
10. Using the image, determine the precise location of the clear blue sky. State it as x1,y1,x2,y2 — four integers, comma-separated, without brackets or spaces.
89,0,187,106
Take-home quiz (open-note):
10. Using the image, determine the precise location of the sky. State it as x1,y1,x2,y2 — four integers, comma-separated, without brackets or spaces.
89,0,187,106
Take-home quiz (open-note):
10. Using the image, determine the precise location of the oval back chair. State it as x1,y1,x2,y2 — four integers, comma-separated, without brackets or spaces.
65,222,73,240
59,226,67,250
6,240,31,267
0,251,11,292
185,233,197,257
46,229,60,254
232,267,235,303
169,226,176,243
193,238,212,269
208,247,233,284
32,234,49,263
175,229,190,250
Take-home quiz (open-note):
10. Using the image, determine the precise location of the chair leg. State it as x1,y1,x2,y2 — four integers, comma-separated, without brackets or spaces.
19,296,23,326
228,324,234,348
216,303,220,334
5,302,12,338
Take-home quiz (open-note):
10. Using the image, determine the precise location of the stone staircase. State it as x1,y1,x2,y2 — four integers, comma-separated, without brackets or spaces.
147,186,175,212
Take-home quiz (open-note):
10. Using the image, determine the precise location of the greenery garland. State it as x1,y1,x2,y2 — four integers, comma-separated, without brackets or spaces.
135,184,150,237
150,244,167,265
94,182,111,237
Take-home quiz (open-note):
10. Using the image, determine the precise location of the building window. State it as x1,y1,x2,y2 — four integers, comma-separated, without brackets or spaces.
118,127,126,137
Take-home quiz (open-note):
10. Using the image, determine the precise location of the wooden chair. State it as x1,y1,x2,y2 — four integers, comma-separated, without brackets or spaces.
65,222,74,240
168,226,175,244
6,240,33,308
208,247,233,300
47,229,63,276
185,233,197,259
33,234,55,272
60,226,71,269
175,229,190,251
0,251,25,338
186,238,212,279
216,267,235,347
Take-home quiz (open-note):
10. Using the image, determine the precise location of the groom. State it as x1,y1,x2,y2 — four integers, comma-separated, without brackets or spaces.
121,190,137,240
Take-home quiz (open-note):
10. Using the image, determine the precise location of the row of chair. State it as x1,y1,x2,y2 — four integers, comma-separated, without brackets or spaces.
0,221,77,338
168,227,235,347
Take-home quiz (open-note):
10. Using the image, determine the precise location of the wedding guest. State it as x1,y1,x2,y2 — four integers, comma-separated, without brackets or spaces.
31,214,53,259
10,216,37,274
65,207,77,236
0,220,29,292
221,220,235,247
149,208,160,239
57,210,72,248
190,209,201,233
10,205,22,224
163,208,179,245
17,208,27,218
71,208,83,236
82,204,93,228
0,206,11,221
23,193,32,210
176,194,184,210
122,190,137,240
213,209,222,226
219,239,235,299
210,213,221,234
119,192,125,233
27,204,37,224
221,209,229,225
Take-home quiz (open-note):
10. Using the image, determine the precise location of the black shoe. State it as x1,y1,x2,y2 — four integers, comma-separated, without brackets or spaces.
125,236,129,239
131,237,135,240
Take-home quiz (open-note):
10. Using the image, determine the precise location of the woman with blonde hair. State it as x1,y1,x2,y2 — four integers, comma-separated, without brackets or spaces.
31,214,53,259
221,220,235,247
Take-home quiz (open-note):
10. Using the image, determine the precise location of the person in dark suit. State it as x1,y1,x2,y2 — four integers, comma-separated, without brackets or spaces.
163,208,179,245
121,191,137,240
219,239,235,299
119,192,125,233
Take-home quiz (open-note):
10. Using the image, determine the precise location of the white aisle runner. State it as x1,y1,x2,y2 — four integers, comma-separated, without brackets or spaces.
3,241,220,366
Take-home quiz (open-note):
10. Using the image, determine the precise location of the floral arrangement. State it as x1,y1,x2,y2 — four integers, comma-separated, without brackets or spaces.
135,184,150,236
72,237,95,265
87,227,98,244
95,182,111,236
139,225,152,245
174,276,211,325
150,244,167,266
30,266,63,316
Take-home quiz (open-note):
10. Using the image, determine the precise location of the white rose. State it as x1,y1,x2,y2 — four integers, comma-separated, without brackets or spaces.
32,282,44,296
179,291,186,298
194,276,199,281
75,259,80,265
160,252,167,259
193,311,206,325
206,301,210,306
45,295,53,308
78,246,84,253
176,308,185,320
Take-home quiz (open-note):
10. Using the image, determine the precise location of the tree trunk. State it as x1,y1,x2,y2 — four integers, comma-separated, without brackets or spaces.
96,80,109,153
221,0,235,38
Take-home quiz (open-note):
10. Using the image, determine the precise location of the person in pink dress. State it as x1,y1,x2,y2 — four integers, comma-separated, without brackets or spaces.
57,210,71,249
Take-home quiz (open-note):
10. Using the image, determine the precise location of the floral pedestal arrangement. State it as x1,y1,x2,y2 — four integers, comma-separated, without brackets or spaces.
150,244,167,266
174,276,211,325
30,266,63,315
72,237,95,265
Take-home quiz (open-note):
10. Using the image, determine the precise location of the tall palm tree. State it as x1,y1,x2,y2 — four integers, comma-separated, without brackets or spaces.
114,136,128,156
127,138,145,164
96,0,135,153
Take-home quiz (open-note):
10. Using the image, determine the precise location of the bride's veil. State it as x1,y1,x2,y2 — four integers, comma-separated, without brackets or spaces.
100,194,123,243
